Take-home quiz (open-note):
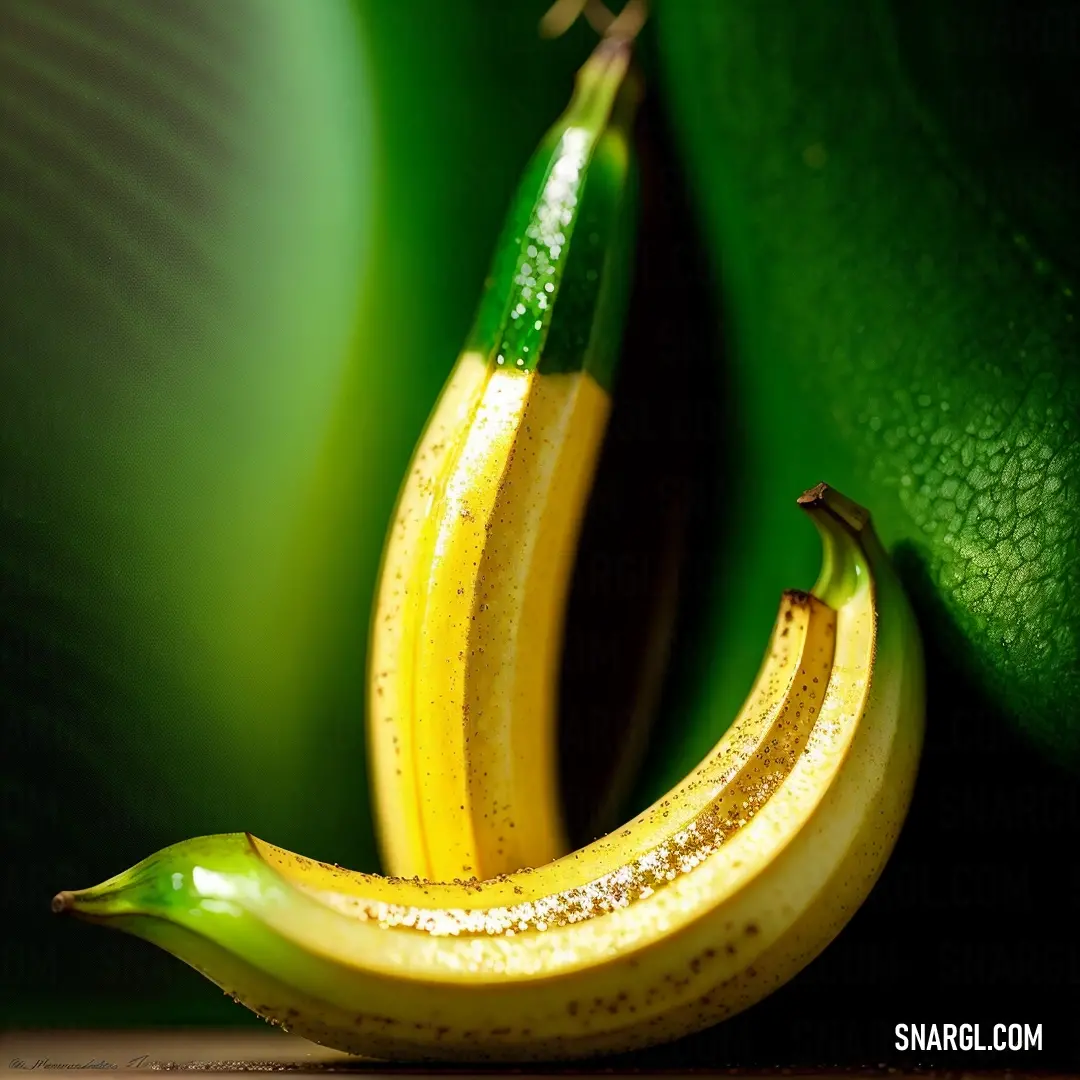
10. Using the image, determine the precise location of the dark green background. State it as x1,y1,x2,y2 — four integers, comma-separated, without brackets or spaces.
2,0,1078,1068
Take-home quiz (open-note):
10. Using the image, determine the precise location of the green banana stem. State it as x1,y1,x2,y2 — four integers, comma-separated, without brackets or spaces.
800,482,872,612
463,34,641,391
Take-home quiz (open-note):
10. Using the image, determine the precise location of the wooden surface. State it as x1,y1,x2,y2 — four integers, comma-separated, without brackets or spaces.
0,1031,1060,1079
1,1030,350,1077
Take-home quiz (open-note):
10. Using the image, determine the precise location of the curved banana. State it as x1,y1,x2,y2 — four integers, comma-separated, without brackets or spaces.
368,30,641,880
54,485,925,1063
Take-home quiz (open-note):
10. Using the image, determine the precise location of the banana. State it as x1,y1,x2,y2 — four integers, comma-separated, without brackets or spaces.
54,485,925,1063
368,28,641,880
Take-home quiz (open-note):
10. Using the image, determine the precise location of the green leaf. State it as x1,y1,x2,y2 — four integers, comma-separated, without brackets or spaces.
650,0,1080,790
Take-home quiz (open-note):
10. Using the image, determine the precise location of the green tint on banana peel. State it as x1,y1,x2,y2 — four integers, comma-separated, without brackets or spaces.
54,485,925,1063
367,24,642,882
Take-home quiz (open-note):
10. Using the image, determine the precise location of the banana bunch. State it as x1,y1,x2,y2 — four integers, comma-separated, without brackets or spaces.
54,485,924,1061
53,13,926,1064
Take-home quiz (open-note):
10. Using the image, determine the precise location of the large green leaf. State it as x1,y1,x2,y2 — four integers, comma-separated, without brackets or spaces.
649,0,1080,795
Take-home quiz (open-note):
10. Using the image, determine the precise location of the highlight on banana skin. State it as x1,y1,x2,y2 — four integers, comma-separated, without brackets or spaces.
52,1,927,1064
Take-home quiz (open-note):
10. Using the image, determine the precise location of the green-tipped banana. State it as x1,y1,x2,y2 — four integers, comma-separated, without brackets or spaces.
367,26,642,880
55,486,924,1063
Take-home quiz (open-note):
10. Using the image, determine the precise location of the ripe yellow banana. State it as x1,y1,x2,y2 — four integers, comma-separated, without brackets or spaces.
54,484,925,1063
368,31,641,880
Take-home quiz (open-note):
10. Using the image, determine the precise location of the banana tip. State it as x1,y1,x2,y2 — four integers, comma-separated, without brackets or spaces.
797,482,869,532
52,891,74,915
797,482,830,507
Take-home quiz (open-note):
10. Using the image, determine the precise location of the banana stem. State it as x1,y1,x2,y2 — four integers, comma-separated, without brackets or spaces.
540,0,648,42
798,482,874,612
